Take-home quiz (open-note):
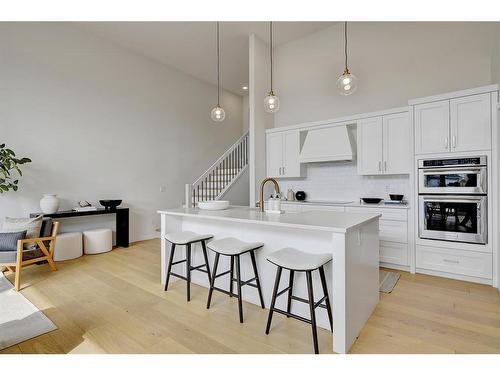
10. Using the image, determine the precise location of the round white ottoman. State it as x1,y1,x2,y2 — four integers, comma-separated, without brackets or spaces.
83,228,113,255
53,232,83,261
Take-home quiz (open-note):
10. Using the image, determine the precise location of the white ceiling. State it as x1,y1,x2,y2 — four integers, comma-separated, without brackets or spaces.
77,22,334,95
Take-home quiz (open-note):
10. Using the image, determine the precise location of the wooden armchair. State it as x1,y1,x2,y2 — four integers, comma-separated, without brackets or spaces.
1,221,59,291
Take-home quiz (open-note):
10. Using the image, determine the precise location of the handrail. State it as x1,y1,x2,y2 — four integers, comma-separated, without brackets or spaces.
188,130,249,207
192,131,249,186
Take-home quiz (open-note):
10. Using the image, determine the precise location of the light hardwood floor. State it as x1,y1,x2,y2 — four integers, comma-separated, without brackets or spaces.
1,239,499,354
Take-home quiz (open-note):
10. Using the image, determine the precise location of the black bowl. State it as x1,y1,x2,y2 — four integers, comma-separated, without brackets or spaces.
389,194,404,201
361,198,383,204
99,199,122,210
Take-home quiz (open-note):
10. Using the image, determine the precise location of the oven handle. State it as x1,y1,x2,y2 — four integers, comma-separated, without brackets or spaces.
422,168,483,175
420,196,484,204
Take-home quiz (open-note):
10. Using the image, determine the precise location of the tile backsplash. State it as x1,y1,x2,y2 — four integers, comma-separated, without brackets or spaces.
278,160,410,202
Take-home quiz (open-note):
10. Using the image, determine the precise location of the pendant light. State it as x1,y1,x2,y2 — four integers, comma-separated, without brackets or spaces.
211,22,225,122
337,21,358,95
264,21,280,113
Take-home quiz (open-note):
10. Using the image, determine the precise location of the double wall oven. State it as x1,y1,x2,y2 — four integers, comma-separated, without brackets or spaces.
418,156,487,244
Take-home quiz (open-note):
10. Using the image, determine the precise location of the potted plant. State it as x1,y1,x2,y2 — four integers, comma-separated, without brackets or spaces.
0,143,31,193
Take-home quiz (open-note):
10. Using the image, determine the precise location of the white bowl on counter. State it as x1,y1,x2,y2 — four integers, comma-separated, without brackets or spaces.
198,200,230,210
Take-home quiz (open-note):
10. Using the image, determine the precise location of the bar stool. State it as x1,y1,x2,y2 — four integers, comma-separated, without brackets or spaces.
164,231,213,301
206,237,265,323
265,247,333,354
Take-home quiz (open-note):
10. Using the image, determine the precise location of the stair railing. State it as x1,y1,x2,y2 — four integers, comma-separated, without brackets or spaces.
185,131,249,207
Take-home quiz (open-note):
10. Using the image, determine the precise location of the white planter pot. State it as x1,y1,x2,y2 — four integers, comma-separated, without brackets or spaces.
40,194,59,214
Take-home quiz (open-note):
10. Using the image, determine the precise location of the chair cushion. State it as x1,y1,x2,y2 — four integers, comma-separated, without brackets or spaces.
2,216,43,250
267,248,332,271
164,231,213,245
0,231,27,252
207,237,263,255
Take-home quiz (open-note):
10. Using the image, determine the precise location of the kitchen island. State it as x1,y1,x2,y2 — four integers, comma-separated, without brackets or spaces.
158,206,381,353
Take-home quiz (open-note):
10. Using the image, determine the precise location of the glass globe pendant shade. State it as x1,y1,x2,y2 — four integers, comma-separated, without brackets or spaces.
337,70,358,95
264,92,280,113
211,106,226,122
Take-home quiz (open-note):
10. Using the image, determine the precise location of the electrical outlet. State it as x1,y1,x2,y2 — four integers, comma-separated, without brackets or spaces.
160,186,166,193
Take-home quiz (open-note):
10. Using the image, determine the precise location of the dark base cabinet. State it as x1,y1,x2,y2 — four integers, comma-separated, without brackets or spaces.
30,208,129,248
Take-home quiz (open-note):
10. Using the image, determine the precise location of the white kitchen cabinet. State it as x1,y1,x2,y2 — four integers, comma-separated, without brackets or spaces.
266,130,302,178
450,93,491,152
414,100,450,155
383,112,410,174
414,93,492,155
357,117,383,175
357,112,410,175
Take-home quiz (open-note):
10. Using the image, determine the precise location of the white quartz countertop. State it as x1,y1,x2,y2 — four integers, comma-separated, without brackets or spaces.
281,200,410,210
158,206,380,233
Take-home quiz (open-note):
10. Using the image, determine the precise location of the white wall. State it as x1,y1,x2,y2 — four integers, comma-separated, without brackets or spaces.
274,22,497,127
0,23,244,242
249,34,274,205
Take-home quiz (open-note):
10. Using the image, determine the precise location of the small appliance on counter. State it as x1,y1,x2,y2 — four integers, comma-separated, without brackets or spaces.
295,191,306,201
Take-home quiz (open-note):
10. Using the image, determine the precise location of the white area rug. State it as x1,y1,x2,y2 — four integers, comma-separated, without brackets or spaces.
0,272,57,350
379,270,400,293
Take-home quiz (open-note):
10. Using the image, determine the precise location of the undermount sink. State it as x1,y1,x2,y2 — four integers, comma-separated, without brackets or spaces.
198,200,230,210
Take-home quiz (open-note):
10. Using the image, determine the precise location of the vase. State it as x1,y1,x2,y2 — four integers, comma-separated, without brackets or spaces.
40,194,59,214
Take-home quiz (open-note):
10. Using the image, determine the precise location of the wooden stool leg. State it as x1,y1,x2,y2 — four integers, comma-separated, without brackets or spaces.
265,266,282,334
287,270,295,316
201,240,212,284
235,255,244,323
319,266,333,332
306,270,319,354
250,250,265,308
229,255,234,297
186,243,192,301
206,253,220,309
164,243,176,291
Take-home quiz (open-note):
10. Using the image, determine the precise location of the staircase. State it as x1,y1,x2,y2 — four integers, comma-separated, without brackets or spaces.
185,131,249,207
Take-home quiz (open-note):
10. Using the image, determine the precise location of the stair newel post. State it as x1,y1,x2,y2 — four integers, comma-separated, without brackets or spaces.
185,184,193,208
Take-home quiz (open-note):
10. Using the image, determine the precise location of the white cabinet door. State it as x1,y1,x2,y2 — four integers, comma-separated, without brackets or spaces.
383,112,410,174
266,132,283,178
282,131,302,177
415,100,450,155
451,93,491,152
357,117,383,175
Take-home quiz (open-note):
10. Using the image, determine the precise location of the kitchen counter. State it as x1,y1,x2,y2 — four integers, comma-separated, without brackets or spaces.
158,206,381,353
158,206,380,233
281,199,410,209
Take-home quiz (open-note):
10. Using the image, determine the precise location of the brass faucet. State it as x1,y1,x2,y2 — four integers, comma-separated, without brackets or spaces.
258,177,281,212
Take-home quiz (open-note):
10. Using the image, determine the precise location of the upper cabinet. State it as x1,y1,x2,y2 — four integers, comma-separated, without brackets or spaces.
414,92,491,155
266,130,302,178
357,112,410,175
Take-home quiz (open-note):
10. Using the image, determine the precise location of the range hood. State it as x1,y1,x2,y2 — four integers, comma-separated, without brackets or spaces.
298,124,355,163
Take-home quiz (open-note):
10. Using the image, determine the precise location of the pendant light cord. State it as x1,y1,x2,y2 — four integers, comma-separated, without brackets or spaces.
216,21,220,106
270,21,273,93
344,21,348,72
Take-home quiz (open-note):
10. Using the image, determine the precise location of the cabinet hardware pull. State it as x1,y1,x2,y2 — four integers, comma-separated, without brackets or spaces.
283,166,286,175
384,161,387,172
452,135,457,148
444,137,449,149
378,161,381,171
443,259,459,264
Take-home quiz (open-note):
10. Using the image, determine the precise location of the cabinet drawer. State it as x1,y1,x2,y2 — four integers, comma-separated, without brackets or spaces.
379,220,407,243
345,206,407,221
380,241,408,266
416,245,492,279
302,205,345,212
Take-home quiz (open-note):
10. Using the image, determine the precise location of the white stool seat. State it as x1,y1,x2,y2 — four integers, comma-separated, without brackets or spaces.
83,228,112,255
164,231,213,245
53,232,83,261
207,237,263,255
267,248,332,271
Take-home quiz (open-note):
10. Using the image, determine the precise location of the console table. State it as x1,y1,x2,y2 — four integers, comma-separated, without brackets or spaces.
30,208,129,247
